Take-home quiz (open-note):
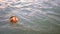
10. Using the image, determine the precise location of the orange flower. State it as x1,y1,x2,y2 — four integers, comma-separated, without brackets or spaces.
10,16,18,23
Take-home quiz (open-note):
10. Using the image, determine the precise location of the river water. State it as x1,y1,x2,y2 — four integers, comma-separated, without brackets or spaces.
0,0,60,34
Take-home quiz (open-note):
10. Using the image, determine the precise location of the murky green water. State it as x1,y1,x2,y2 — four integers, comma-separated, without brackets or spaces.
0,0,60,34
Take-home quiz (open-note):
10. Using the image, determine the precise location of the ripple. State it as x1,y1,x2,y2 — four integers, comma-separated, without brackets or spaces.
0,0,60,33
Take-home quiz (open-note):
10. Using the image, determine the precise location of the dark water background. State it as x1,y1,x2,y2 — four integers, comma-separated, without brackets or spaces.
0,0,60,34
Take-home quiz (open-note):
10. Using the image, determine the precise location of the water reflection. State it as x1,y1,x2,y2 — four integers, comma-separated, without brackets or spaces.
0,0,60,34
